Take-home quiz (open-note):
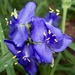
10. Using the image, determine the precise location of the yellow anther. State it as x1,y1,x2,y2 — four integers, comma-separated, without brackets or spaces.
49,7,53,11
56,9,60,13
7,21,8,25
14,9,18,19
56,9,60,15
14,62,18,65
17,50,21,53
12,55,16,59
22,56,27,59
27,59,30,62
46,38,50,41
48,30,51,34
11,12,14,16
52,34,56,37
10,21,12,24
54,39,58,42
49,7,54,13
56,13,60,15
5,18,8,21
43,32,46,36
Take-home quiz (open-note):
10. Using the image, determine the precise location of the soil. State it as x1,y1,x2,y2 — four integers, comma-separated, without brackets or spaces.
65,18,75,42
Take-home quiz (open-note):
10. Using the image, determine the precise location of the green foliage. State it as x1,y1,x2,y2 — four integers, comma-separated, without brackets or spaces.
69,43,75,51
0,0,75,75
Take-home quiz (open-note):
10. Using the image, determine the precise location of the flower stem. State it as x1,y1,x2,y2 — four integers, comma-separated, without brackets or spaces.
61,8,68,33
50,7,68,75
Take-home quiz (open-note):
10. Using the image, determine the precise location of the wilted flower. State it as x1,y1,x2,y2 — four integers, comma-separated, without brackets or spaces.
31,13,72,63
8,2,36,47
4,40,37,75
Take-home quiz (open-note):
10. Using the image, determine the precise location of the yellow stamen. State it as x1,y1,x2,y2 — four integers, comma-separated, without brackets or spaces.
56,9,60,13
48,30,51,34
12,55,16,59
5,18,8,21
46,38,50,41
56,13,60,15
22,56,27,59
17,50,21,53
52,34,56,37
43,32,46,36
54,39,58,42
27,59,30,62
14,62,18,65
10,21,12,24
49,7,53,11
11,12,14,16
49,7,54,13
7,21,8,25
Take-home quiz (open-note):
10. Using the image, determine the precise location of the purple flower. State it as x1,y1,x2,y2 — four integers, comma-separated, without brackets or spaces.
31,16,72,63
4,40,37,75
45,12,59,27
8,2,36,47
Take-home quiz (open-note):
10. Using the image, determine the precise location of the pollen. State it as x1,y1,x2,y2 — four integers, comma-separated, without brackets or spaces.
17,50,21,53
56,9,60,13
12,55,16,59
48,30,51,34
56,12,60,15
5,18,8,21
6,21,8,25
14,62,18,65
14,9,18,19
56,9,60,15
49,7,54,13
11,12,14,16
49,7,53,10
43,32,46,36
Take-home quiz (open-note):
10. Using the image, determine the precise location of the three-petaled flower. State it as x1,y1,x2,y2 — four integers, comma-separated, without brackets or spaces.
4,40,37,75
8,2,36,47
31,13,72,63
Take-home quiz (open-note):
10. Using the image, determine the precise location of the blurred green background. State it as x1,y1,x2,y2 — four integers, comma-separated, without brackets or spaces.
0,0,75,75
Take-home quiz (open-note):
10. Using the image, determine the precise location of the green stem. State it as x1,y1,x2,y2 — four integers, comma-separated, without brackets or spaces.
50,7,68,75
61,8,68,33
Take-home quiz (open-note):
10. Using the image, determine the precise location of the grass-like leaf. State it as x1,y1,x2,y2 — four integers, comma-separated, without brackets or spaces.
69,43,75,51
0,23,16,75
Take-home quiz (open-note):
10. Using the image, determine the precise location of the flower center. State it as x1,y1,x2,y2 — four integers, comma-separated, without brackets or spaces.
12,50,31,62
43,30,58,44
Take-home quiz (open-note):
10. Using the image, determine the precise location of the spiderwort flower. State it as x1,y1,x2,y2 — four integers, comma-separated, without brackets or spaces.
31,15,72,63
4,40,37,75
7,2,36,47
45,7,59,27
